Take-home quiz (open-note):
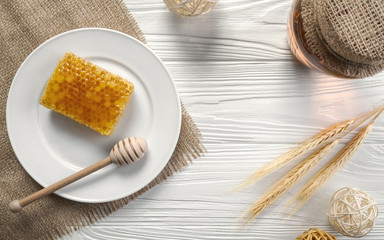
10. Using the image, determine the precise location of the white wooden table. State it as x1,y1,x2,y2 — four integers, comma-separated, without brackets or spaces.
66,1,384,239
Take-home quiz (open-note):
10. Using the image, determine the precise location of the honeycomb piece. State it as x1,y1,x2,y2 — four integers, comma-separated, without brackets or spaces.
40,52,134,136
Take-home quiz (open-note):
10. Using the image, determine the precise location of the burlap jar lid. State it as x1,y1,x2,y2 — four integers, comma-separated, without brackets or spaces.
301,0,384,78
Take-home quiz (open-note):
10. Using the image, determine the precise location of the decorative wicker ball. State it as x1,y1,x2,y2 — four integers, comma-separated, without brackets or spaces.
163,0,218,17
328,187,378,238
296,228,336,240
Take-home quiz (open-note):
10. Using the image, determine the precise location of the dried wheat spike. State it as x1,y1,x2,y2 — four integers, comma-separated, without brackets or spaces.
234,119,355,191
241,139,339,224
287,122,375,213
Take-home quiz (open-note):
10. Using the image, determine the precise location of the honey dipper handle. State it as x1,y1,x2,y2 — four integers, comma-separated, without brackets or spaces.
9,157,112,213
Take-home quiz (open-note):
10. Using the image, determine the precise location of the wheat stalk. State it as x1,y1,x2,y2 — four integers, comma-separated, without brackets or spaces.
240,139,340,224
235,106,384,192
234,119,356,192
286,120,377,214
235,106,383,224
286,108,384,213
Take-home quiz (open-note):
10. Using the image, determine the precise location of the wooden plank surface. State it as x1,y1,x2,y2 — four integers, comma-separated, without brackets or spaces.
65,0,384,239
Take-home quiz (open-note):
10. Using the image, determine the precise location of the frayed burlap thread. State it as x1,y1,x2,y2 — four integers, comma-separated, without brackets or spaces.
0,1,204,239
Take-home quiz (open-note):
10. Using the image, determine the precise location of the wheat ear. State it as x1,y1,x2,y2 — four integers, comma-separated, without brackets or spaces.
286,120,377,214
240,139,340,224
233,119,356,192
234,106,384,192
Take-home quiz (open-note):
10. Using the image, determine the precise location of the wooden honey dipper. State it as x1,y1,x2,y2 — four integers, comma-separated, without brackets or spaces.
9,137,147,213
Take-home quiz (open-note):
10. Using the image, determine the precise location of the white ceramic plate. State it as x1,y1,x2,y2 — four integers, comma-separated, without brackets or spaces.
6,28,181,203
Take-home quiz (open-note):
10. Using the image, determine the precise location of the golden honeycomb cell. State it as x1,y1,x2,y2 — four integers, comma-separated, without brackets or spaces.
40,52,134,136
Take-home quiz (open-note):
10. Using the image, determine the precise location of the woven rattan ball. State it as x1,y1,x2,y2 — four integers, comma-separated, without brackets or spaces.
163,0,218,17
328,187,378,238
296,228,336,240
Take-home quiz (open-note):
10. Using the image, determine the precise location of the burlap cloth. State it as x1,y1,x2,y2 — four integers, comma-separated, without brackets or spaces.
0,1,204,239
301,0,384,78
